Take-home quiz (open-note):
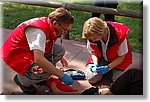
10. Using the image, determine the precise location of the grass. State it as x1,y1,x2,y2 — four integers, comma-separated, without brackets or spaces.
2,2,143,51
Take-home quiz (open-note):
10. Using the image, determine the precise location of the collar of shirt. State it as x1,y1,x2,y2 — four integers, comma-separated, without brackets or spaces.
100,28,110,46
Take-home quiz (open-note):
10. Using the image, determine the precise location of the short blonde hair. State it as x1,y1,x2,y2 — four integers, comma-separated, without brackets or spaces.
48,7,74,24
82,17,107,39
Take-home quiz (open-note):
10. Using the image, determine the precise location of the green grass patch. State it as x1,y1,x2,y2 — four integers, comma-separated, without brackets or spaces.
2,2,142,51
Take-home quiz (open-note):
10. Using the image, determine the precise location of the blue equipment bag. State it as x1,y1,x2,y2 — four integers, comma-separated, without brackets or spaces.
61,68,85,80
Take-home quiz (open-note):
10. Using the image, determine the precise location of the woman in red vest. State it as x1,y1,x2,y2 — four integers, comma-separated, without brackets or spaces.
1,7,74,94
82,17,132,84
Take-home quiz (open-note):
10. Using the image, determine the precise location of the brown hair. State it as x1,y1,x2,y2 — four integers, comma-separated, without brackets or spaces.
48,7,74,24
82,17,107,39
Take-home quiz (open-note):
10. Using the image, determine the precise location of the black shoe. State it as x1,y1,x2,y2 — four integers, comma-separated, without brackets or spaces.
81,87,99,95
14,75,36,94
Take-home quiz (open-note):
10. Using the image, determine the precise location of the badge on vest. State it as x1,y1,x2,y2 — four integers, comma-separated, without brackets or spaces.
31,66,43,74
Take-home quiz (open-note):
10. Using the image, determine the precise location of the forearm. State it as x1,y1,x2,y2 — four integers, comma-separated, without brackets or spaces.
36,57,64,78
91,51,99,64
108,55,125,70
33,50,64,78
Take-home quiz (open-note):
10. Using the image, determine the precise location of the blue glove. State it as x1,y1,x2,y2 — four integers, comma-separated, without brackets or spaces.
96,66,109,74
88,64,99,72
60,74,73,86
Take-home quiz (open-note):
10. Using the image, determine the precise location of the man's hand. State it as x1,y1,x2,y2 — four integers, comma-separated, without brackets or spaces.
60,74,73,86
60,57,68,67
96,66,109,74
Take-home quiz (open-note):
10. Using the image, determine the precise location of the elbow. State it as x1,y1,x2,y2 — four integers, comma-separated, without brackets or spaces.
33,49,45,65
120,55,125,62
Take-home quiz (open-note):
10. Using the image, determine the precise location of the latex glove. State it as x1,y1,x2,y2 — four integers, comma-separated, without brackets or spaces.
96,66,109,74
60,74,73,86
88,64,99,72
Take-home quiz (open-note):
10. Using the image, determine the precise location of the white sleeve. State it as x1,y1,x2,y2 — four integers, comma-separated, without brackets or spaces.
117,38,128,56
25,27,46,52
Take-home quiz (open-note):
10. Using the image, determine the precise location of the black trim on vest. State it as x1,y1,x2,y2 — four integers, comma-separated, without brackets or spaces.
107,23,119,48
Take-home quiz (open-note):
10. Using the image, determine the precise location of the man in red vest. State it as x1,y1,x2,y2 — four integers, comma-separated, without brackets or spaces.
1,7,74,94
82,17,132,84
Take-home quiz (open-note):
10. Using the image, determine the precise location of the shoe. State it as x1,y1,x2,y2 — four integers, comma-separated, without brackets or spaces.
81,87,99,95
14,75,36,94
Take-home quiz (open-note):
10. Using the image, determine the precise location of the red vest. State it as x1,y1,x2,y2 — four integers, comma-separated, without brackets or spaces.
1,17,57,75
87,21,132,70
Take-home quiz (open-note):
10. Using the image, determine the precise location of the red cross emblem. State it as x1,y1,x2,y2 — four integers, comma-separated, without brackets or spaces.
32,66,43,74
